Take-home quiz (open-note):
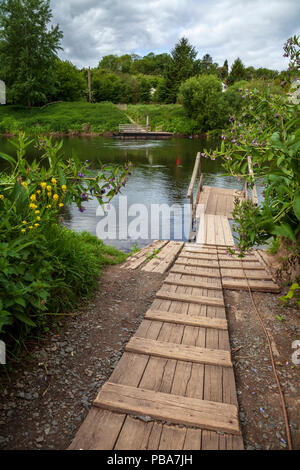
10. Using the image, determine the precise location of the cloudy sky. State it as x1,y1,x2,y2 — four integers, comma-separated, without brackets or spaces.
51,0,300,71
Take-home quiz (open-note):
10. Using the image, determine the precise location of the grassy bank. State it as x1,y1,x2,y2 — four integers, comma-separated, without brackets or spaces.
0,101,200,136
0,101,131,135
127,104,199,135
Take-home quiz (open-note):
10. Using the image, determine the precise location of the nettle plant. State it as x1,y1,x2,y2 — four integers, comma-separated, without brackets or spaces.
203,37,300,257
0,132,131,339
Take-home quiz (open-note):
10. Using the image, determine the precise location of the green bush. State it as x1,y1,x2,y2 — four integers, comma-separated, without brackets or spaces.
0,133,129,357
179,75,230,132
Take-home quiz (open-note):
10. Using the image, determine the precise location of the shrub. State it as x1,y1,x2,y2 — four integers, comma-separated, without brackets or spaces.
179,75,230,131
0,132,130,356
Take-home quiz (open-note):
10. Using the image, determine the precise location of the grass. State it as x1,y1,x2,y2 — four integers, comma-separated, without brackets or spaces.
266,236,281,255
0,101,131,135
0,101,199,136
46,227,128,312
126,104,199,134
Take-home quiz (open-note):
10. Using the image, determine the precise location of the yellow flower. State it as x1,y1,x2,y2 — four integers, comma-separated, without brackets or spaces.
46,204,52,209
61,185,67,191
40,182,47,190
46,185,52,192
53,193,59,201
34,223,39,227
36,216,41,221
0,194,4,200
37,190,41,195
21,182,28,189
47,193,52,198
22,220,27,225
21,229,26,233
29,226,33,230
29,203,38,210
51,178,57,185
58,203,64,208
30,194,36,202
35,210,40,214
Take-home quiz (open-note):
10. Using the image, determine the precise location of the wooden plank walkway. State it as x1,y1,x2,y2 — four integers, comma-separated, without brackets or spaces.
183,244,280,293
196,213,234,246
69,242,245,450
69,152,279,450
196,186,244,219
122,240,184,273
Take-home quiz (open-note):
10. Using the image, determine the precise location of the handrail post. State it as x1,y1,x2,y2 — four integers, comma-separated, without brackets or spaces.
187,152,202,241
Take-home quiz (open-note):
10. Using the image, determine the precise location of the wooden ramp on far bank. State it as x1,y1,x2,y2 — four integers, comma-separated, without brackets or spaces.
69,241,244,451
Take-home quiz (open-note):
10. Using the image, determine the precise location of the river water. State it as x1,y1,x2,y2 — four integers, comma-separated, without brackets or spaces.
0,135,264,252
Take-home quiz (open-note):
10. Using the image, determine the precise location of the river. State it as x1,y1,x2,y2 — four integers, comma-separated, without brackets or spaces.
0,135,264,252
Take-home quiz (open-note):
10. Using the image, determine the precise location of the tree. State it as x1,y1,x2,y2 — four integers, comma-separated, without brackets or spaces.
52,60,86,102
179,75,229,131
217,59,229,81
228,58,247,85
0,0,63,107
98,55,119,72
163,37,198,103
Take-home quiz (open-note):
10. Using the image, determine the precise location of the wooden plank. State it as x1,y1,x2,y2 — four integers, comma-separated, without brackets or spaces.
142,241,183,273
156,290,224,307
182,251,218,260
181,251,256,262
94,382,240,435
206,192,218,216
171,266,221,279
202,430,220,450
122,240,168,269
196,211,206,244
145,309,228,330
114,416,153,450
215,214,225,245
183,428,201,450
125,337,232,367
68,408,126,450
177,257,219,268
220,217,234,246
188,243,230,250
222,279,280,293
159,426,186,450
221,269,272,280
152,242,184,274
219,261,265,270
206,214,216,245
164,277,222,290
175,260,221,269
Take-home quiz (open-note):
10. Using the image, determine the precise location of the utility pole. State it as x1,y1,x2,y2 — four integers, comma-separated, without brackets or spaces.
88,67,92,103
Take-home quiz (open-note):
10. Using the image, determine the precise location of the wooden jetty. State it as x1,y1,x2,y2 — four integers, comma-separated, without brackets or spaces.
69,153,280,450
70,244,244,450
187,151,245,243
115,124,173,139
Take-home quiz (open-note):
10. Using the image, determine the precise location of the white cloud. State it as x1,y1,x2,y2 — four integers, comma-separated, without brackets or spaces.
50,0,300,71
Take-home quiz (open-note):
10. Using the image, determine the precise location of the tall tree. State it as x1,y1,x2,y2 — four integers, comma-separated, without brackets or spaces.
217,59,229,81
163,37,198,103
228,57,247,85
0,0,63,106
